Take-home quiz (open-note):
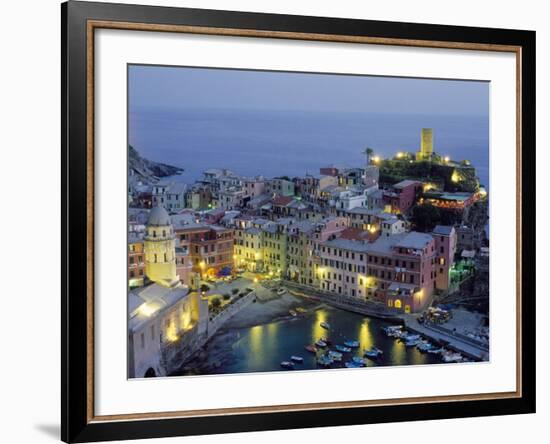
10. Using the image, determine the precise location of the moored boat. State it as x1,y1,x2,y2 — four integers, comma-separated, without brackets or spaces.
328,351,343,361
335,345,352,353
289,309,297,317
344,361,362,368
315,339,327,348
344,340,360,348
320,322,331,329
290,355,304,363
317,355,333,367
280,361,295,369
364,347,383,359
352,357,367,367
305,345,318,353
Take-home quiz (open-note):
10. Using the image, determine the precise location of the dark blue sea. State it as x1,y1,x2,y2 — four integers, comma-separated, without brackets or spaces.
129,108,489,190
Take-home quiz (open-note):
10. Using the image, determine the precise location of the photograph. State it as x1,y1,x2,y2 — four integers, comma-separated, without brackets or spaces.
127,65,490,379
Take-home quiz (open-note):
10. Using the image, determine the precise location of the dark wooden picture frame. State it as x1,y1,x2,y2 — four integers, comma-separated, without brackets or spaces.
61,1,536,442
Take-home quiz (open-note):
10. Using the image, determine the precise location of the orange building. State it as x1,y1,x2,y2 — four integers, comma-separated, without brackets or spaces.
128,234,145,288
175,224,234,278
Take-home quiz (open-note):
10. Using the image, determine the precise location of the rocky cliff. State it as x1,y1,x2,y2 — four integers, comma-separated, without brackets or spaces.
129,145,184,184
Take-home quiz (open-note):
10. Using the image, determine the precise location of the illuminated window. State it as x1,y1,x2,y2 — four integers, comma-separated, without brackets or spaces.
394,299,402,309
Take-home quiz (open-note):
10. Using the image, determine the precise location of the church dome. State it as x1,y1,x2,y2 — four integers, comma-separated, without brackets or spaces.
147,205,171,227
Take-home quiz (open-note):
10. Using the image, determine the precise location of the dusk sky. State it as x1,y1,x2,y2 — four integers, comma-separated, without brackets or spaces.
128,64,489,188
129,65,489,116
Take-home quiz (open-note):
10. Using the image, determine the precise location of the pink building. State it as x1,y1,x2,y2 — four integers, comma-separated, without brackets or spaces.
316,231,440,313
383,180,422,214
432,225,457,290
244,178,266,198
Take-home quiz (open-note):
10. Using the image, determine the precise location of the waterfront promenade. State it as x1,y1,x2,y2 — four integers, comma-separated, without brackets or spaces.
281,280,489,361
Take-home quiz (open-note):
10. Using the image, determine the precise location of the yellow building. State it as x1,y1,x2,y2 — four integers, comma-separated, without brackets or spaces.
144,206,179,288
416,128,434,161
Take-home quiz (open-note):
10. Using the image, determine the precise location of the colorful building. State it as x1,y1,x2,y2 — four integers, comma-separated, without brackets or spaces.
432,225,458,290
175,224,235,278
128,234,145,288
383,180,422,214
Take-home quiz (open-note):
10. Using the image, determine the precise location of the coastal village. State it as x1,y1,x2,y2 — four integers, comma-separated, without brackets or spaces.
127,128,489,378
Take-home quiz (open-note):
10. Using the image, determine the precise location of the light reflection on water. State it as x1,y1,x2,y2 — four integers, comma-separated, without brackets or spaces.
179,306,443,376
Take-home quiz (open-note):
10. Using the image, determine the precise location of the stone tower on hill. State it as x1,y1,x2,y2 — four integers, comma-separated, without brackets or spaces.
416,128,434,161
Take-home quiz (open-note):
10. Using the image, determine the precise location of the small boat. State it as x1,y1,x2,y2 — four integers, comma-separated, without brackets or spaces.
381,325,402,334
403,334,421,342
335,345,352,353
289,309,297,317
315,340,327,348
320,322,331,330
364,347,383,359
305,345,318,353
277,288,286,295
442,352,463,363
328,351,343,361
344,340,360,348
317,355,333,367
280,361,295,369
405,339,420,347
416,342,434,352
352,357,367,367
344,361,362,368
320,337,332,345
427,347,445,355
290,355,304,363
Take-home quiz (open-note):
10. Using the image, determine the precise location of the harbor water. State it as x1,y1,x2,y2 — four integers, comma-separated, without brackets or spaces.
172,306,442,376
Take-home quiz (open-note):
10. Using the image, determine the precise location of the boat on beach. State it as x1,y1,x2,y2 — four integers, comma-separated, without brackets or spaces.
290,355,304,363
280,361,295,369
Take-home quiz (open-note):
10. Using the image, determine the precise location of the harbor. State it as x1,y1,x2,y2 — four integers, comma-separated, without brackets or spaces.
171,283,478,376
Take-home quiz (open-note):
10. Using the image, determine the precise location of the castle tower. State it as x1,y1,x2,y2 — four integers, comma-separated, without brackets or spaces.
416,128,434,161
144,205,179,288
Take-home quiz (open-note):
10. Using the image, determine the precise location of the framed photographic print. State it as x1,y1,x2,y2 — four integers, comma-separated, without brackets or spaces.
61,1,536,442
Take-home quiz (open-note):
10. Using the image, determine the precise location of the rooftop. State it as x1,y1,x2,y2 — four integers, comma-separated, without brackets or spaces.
128,283,190,331
394,180,421,189
432,225,455,236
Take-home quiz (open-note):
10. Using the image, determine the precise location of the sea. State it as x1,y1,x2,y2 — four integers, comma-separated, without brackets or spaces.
129,108,490,190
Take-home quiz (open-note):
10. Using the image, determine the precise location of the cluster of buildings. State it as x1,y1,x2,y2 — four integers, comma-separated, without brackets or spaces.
129,129,488,319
